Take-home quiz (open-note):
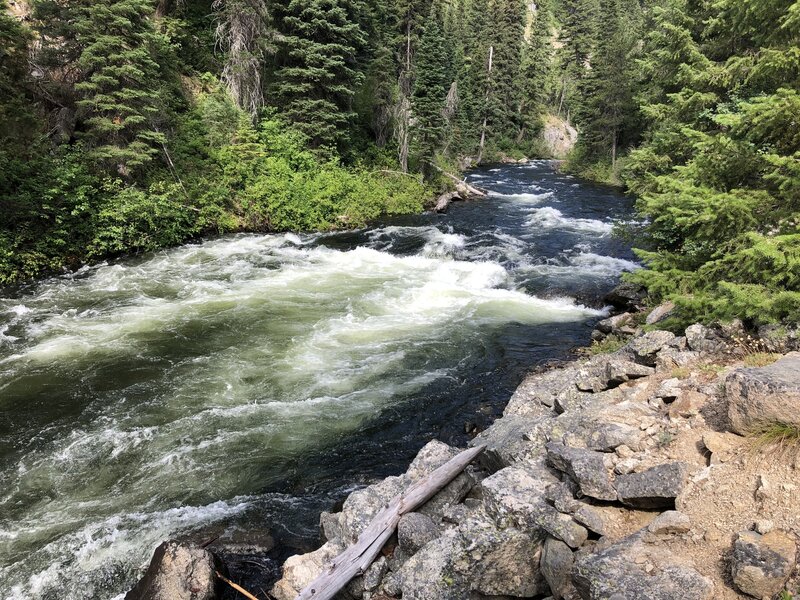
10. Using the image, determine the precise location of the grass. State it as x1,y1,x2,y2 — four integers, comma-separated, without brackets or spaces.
750,422,800,459
670,366,691,379
743,352,782,368
581,335,627,356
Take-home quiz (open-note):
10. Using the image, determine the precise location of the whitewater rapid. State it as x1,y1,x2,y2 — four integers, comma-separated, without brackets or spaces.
0,160,637,599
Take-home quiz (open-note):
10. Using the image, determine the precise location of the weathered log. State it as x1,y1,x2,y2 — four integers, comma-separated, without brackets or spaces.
294,444,486,600
426,162,488,198
435,191,461,213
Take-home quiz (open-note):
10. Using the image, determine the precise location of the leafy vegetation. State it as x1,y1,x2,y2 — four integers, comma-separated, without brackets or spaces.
0,0,798,331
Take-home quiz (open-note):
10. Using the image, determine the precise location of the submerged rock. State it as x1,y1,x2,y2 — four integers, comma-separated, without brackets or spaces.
125,541,222,600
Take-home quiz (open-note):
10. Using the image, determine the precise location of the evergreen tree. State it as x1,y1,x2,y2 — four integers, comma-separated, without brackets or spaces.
37,0,169,176
412,14,450,172
517,0,554,143
272,0,367,151
575,0,642,165
555,0,599,122
485,0,526,142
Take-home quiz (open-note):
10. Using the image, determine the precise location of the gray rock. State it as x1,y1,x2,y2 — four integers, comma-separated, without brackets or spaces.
625,331,677,366
646,302,675,325
481,467,551,525
398,512,439,555
481,466,586,548
125,541,221,600
726,352,800,435
537,504,589,549
545,443,616,501
757,324,800,353
685,323,727,353
615,462,688,509
647,511,691,535
731,530,797,599
595,312,634,335
546,482,580,514
572,532,714,600
573,504,606,536
576,359,655,393
363,556,388,592
541,537,574,600
504,365,586,416
655,348,700,372
397,517,547,599
604,282,646,312
470,414,549,470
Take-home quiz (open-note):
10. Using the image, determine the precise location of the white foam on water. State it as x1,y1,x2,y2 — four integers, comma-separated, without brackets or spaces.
524,207,613,235
488,191,554,203
570,252,640,275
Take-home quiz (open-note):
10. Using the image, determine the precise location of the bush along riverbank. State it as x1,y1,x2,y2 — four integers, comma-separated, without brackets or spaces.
125,294,800,600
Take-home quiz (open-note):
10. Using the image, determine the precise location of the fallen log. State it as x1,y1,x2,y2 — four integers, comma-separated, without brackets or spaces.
294,444,486,600
425,162,488,197
434,190,461,213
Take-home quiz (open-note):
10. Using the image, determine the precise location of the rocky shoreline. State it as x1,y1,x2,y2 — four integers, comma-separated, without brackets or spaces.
127,297,800,600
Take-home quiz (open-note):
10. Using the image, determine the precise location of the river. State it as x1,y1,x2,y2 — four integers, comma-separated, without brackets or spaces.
0,161,637,599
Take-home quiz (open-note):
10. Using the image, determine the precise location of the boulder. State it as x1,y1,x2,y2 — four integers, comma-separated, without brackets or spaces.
726,352,800,435
470,414,548,470
667,390,707,419
540,537,574,600
270,541,344,600
647,511,691,535
731,530,797,599
595,313,635,336
576,359,655,393
646,302,676,326
397,517,547,599
626,331,677,366
604,282,646,312
125,541,222,600
481,466,586,548
701,431,740,464
685,323,727,353
398,512,439,555
572,504,607,536
572,532,714,600
615,462,688,509
545,443,617,501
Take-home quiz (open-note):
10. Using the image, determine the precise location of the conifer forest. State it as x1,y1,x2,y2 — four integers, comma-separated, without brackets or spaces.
1,0,799,326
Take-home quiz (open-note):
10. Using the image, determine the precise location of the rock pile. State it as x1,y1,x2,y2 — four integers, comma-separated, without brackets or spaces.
268,320,800,599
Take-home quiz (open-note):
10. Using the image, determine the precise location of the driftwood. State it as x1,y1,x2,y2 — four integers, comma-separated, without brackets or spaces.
426,162,488,198
215,570,259,600
295,444,486,600
434,191,461,213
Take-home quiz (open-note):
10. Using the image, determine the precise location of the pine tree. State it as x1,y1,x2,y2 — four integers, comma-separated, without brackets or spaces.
485,0,526,142
517,0,554,143
36,0,169,176
575,0,643,165
272,0,367,151
412,13,450,172
555,0,600,122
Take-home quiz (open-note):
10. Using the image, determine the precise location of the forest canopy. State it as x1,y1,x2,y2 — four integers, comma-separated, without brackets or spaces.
0,0,798,326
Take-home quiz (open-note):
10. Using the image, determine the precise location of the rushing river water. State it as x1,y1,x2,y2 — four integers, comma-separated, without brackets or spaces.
0,161,636,599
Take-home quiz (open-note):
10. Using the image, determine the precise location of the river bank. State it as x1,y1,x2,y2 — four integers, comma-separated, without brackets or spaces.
121,296,800,599
256,308,800,600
